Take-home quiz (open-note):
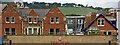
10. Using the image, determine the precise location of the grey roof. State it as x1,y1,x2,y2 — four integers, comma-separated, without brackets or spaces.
34,9,50,20
17,9,50,20
17,9,31,19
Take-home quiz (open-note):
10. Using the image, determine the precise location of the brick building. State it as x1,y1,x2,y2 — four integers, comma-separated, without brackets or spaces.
2,3,22,35
84,14,117,35
43,5,66,35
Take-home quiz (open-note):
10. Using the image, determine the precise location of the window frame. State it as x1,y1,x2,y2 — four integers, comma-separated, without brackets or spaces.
50,17,54,24
33,17,37,24
56,17,59,24
28,17,32,23
5,17,10,23
4,28,10,35
97,18,105,26
11,17,15,23
28,28,32,35
33,28,38,35
11,28,16,35
78,19,83,24
68,19,73,24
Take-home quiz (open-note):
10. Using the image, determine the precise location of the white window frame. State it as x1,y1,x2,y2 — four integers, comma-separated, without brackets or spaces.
11,17,15,23
33,17,37,24
50,17,54,24
56,17,59,24
97,18,105,26
5,17,10,23
33,28,38,35
27,27,39,35
78,19,83,24
27,28,32,35
28,18,32,23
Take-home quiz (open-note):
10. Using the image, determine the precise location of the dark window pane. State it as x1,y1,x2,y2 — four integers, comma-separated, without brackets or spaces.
5,28,9,35
11,28,16,35
6,17,10,22
11,17,15,22
50,29,54,35
102,20,104,25
56,28,59,34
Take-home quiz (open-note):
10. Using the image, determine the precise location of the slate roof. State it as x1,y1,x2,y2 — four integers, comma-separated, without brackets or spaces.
17,8,50,20
84,14,118,31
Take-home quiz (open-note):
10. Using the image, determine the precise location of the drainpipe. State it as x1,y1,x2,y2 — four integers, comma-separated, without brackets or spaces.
42,19,44,35
22,20,24,35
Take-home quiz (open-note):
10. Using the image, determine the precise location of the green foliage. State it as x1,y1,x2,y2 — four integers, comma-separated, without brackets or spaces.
102,8,111,12
59,7,98,15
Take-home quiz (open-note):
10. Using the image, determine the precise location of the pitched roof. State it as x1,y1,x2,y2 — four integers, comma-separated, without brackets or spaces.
17,8,50,20
84,14,118,31
17,9,31,19
28,9,38,16
34,9,50,20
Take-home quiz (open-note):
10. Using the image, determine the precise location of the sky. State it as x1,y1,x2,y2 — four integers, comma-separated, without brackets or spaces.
1,0,120,8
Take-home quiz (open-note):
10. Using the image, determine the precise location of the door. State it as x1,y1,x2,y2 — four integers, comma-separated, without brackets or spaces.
50,29,54,35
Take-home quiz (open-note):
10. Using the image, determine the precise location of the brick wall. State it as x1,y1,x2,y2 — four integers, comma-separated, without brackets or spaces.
7,36,116,43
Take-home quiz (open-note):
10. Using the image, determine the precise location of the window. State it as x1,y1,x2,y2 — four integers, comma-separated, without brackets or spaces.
67,29,73,33
5,28,9,35
11,28,16,35
28,28,32,35
56,17,59,23
78,19,83,24
33,28,37,35
5,17,10,23
28,18,32,23
50,29,54,35
104,31,111,35
97,19,105,26
98,19,100,25
11,17,15,23
34,17,37,23
68,19,73,24
50,17,54,24
101,19,104,25
56,28,59,34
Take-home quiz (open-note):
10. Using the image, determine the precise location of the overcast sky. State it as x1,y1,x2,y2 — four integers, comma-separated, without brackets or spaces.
1,0,120,8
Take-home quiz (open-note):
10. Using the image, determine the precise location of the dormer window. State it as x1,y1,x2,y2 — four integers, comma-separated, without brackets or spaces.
11,17,15,23
34,17,37,24
28,18,32,23
5,17,10,23
56,17,59,24
50,17,54,24
97,18,105,26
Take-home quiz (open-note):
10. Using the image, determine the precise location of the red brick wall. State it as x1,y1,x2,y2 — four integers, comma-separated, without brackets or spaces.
91,16,116,30
44,6,66,35
2,9,22,35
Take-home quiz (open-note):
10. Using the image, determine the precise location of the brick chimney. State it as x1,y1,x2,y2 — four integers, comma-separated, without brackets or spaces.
91,12,97,21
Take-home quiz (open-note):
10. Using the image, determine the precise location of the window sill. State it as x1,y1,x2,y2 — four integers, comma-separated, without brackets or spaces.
28,22,32,24
6,22,10,23
11,22,15,23
33,22,37,24
50,22,54,24
97,25,104,26
56,22,59,24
